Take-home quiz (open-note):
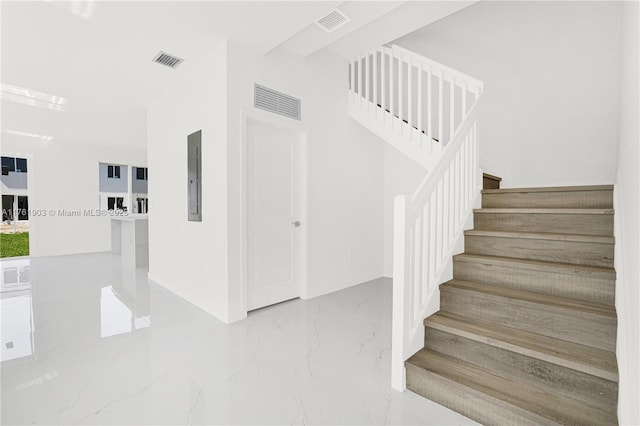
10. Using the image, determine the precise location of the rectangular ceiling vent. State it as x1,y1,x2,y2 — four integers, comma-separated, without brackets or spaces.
152,51,184,69
315,9,350,33
254,84,301,121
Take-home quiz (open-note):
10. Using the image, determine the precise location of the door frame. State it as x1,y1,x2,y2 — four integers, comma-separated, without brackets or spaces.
240,111,309,315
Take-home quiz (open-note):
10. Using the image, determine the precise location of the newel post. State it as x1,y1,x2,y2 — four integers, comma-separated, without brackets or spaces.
391,194,410,391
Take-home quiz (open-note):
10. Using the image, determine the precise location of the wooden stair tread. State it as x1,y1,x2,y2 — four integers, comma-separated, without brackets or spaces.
453,253,616,278
425,311,618,381
464,229,615,243
406,349,617,425
482,185,613,194
474,208,614,215
441,280,616,318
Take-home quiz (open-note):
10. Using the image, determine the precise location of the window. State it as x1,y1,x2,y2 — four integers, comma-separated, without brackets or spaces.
1,157,27,174
136,197,148,214
135,167,148,181
107,197,124,211
2,157,15,175
107,165,121,179
15,158,27,173
17,196,28,221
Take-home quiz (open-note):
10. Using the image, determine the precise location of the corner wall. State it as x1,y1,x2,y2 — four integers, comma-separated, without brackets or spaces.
393,1,622,188
147,42,230,320
614,2,640,424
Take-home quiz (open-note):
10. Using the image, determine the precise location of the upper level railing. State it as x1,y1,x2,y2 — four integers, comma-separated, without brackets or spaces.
348,45,484,391
348,44,483,170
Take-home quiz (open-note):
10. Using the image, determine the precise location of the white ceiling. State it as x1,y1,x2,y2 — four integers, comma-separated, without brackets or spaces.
1,0,344,149
0,1,475,150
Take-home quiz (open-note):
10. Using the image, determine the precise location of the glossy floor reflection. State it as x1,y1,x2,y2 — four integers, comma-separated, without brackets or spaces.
1,253,476,425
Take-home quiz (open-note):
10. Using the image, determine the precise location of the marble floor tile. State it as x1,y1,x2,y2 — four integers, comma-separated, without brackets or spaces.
1,253,476,425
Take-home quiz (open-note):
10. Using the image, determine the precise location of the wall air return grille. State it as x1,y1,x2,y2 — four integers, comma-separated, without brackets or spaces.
315,9,350,33
254,84,301,121
152,51,184,69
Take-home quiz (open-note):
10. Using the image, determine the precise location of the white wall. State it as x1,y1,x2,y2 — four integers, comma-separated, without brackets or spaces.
393,1,622,188
225,44,385,320
147,42,230,320
1,134,146,257
614,2,640,424
383,145,426,277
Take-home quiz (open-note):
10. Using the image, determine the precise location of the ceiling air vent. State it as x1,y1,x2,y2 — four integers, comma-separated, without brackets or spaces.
254,84,301,121
315,9,350,33
152,51,184,69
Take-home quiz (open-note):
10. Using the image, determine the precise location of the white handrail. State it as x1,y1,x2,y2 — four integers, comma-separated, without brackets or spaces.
347,45,484,391
391,45,483,93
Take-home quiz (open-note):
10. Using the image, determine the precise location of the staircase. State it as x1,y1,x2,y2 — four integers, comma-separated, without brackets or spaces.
406,185,618,425
348,45,618,424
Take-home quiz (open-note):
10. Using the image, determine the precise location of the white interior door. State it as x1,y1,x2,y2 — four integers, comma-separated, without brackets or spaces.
247,120,303,311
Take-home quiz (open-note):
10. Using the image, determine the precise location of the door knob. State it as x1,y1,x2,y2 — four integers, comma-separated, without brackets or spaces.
292,221,301,228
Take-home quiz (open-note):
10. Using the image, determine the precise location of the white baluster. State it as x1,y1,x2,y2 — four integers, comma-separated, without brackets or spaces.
360,56,365,106
474,122,480,189
365,52,370,109
390,53,395,129
350,58,355,95
443,170,449,251
438,72,443,144
455,150,461,226
427,66,433,146
399,54,404,134
421,204,429,304
418,63,423,144
409,227,415,321
413,216,421,320
464,139,469,209
462,81,468,120
373,50,378,116
437,181,444,263
450,75,455,140
449,165,455,241
381,50,386,120
408,57,413,139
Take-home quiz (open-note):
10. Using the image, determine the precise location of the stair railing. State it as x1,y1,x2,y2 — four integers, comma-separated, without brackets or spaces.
348,45,484,390
349,44,483,170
